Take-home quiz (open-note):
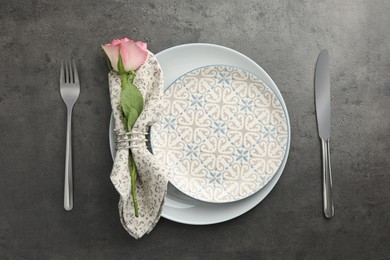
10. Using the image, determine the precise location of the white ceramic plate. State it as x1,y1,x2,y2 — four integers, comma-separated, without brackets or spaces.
150,65,289,203
109,43,291,224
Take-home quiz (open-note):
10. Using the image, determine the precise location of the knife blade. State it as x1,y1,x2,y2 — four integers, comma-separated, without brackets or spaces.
315,49,334,218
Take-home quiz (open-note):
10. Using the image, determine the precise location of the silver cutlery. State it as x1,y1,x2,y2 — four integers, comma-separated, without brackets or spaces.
60,60,80,211
315,49,334,218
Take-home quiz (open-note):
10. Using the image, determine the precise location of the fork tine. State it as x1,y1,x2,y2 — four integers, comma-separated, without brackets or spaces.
72,59,79,83
60,61,65,83
65,61,69,83
68,60,74,83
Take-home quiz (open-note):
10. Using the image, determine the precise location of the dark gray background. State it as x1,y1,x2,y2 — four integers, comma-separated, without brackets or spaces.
1,0,389,259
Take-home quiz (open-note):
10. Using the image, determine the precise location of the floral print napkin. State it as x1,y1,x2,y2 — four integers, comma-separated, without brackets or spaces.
108,52,168,239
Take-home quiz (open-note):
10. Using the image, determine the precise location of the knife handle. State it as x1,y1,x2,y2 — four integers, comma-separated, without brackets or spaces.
321,138,334,218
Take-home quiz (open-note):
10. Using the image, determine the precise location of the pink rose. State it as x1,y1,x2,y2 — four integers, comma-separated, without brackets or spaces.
102,38,148,72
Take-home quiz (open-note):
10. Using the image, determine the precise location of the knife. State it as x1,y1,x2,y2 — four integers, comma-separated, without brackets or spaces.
315,49,334,218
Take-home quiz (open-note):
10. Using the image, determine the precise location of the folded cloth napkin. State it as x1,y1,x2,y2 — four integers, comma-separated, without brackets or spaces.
108,52,168,239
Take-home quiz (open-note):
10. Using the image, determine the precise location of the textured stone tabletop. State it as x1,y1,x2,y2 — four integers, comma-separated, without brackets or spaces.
0,0,389,259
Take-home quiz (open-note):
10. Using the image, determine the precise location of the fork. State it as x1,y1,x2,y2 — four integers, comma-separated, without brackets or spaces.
60,60,80,211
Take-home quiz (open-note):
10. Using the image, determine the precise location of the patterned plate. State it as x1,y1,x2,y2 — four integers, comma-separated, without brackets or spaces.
151,65,288,203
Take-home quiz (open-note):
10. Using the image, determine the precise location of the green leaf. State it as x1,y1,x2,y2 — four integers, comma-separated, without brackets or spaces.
120,78,144,131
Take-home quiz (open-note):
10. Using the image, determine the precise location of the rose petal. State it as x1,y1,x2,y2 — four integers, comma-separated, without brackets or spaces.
120,41,148,71
111,38,133,46
120,38,133,43
110,39,122,46
102,44,120,71
135,41,147,51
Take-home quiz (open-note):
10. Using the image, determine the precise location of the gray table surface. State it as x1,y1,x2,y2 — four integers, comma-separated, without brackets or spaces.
1,0,389,259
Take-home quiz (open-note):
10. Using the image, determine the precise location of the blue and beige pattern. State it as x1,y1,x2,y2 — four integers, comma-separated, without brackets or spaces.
151,65,288,203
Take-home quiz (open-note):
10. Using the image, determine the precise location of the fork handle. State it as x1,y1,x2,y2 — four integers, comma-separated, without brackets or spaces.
321,138,334,218
64,108,73,211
